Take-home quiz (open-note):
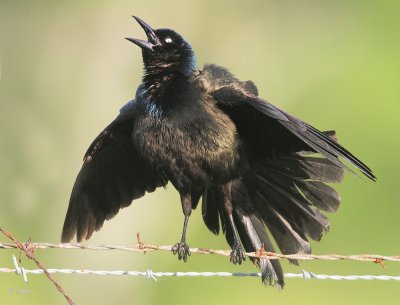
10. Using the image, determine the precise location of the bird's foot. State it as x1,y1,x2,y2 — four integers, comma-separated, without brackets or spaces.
230,242,246,265
172,242,191,262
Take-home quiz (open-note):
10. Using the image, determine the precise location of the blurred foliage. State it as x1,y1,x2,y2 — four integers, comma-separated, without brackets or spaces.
1,0,399,304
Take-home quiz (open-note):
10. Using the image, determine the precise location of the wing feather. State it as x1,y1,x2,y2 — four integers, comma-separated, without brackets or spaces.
62,102,165,242
200,64,375,180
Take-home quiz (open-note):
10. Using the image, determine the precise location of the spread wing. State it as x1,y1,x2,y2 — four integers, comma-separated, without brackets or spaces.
200,64,375,285
201,64,376,180
62,101,166,242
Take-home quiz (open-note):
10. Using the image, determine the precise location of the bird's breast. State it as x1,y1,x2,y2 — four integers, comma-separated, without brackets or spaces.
132,100,241,189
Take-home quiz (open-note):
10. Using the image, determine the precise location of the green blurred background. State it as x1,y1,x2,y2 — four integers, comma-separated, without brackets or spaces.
1,1,399,304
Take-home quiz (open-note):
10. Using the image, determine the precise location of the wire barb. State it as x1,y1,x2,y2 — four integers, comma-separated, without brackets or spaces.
146,269,157,281
302,269,316,280
12,254,28,282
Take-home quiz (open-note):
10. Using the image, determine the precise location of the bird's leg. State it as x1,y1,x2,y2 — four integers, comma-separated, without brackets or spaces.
221,182,246,265
172,193,191,262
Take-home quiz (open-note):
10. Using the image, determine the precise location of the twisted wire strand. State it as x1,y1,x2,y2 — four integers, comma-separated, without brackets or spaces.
1,242,399,263
1,267,400,281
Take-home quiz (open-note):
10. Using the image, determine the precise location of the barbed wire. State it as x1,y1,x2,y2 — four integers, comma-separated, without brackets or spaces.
2,226,400,305
0,227,75,305
2,266,400,281
1,241,399,264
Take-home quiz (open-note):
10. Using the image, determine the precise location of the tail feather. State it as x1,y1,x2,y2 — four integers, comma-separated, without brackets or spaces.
203,186,235,246
267,155,344,183
202,188,221,235
249,150,343,247
296,180,340,213
256,173,329,241
203,182,285,287
234,206,284,288
253,192,311,264
201,134,348,287
231,180,285,287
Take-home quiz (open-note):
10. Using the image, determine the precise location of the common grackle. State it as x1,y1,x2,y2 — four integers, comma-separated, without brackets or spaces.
62,16,376,288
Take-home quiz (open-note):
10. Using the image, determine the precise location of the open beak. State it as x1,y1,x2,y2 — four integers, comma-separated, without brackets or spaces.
126,16,160,51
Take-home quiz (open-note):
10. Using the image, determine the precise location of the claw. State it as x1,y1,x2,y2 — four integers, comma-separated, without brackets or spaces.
172,242,191,262
230,242,246,265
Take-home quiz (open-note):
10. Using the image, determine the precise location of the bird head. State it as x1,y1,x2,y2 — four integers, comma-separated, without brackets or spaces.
127,16,196,77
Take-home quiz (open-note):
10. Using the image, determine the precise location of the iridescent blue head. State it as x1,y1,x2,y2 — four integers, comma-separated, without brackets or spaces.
127,16,196,77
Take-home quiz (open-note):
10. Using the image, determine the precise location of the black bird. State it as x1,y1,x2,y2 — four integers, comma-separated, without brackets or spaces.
62,16,376,287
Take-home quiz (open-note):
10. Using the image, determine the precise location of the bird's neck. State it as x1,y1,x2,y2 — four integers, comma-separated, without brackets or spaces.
142,70,187,99
143,51,196,81
137,70,195,119
139,55,197,115
141,52,197,101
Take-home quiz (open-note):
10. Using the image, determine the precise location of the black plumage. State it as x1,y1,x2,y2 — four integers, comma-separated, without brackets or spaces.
62,16,376,288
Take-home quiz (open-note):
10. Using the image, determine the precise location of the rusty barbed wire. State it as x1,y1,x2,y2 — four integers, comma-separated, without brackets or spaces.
1,241,399,264
0,227,75,305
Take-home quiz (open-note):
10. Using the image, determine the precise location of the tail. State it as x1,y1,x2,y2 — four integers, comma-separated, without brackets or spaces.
202,140,344,287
